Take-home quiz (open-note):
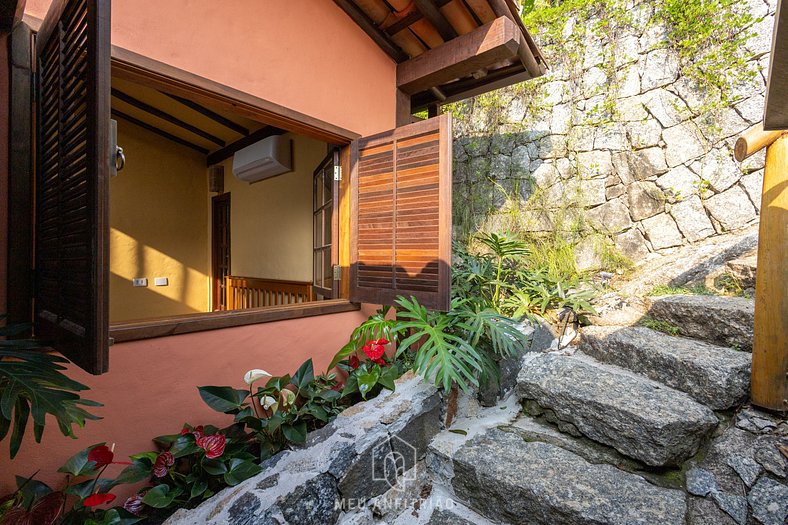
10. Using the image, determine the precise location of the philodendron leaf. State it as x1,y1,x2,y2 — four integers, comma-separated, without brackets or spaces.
282,421,307,444
141,485,182,508
197,386,249,413
223,458,263,486
291,359,314,390
356,368,380,399
58,443,105,477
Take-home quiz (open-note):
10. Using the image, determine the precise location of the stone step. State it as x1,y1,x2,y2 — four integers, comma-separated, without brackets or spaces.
725,253,757,289
448,427,687,525
580,326,751,410
517,352,718,467
648,294,754,351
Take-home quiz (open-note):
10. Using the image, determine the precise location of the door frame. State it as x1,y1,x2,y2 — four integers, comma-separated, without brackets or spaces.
211,193,231,311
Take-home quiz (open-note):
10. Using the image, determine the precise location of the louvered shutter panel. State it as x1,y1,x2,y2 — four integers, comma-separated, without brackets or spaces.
34,0,111,374
350,114,452,311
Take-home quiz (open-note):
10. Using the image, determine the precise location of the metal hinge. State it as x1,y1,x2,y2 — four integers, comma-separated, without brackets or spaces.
333,166,342,181
108,337,115,347
333,265,341,281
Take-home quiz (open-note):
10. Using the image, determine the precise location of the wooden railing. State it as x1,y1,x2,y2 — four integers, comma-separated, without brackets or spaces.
226,276,314,310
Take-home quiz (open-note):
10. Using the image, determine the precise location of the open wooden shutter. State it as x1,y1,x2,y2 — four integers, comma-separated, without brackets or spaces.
34,0,111,374
350,114,452,311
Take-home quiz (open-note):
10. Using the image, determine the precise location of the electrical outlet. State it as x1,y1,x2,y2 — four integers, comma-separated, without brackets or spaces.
132,278,148,287
154,277,169,286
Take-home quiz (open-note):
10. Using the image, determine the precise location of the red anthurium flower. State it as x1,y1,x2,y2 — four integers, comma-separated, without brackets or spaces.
83,493,116,507
348,355,360,369
363,341,385,360
375,338,389,345
197,434,226,459
123,493,145,516
87,445,114,469
181,425,205,440
374,357,386,366
152,451,175,478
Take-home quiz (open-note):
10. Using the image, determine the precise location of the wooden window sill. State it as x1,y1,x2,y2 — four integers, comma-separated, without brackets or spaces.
109,300,360,343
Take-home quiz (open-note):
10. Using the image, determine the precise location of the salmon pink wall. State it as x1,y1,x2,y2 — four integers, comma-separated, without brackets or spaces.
0,305,376,497
24,0,397,136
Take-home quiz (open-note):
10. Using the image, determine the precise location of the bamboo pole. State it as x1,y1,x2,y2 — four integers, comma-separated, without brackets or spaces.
751,132,788,411
734,123,785,161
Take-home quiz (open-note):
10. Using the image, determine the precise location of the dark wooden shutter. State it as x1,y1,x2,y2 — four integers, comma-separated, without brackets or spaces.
350,114,452,311
34,0,111,374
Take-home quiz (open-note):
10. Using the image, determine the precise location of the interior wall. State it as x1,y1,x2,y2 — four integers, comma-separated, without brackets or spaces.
0,34,8,317
110,122,210,322
24,0,397,137
218,132,325,283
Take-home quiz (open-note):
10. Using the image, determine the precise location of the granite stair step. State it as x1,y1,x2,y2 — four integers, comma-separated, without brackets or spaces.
581,325,751,410
647,294,754,351
516,352,718,467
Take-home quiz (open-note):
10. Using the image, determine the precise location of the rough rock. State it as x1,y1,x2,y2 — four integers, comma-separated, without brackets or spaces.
586,197,633,233
631,148,669,180
580,326,751,409
725,253,757,289
280,474,341,525
748,477,788,525
647,294,754,351
451,428,687,525
725,454,762,487
686,466,718,496
517,353,718,466
687,496,737,525
426,509,476,525
615,227,650,261
670,196,716,242
663,123,705,167
628,181,665,220
710,490,748,525
704,186,758,231
642,213,683,250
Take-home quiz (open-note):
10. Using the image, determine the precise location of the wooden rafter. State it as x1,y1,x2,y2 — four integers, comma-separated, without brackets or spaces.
333,0,408,62
413,0,457,41
411,62,529,110
206,125,285,167
385,0,453,35
397,16,520,95
112,109,209,155
161,91,250,136
111,88,226,146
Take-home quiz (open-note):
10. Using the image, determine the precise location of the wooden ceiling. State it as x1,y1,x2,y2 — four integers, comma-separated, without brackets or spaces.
110,76,286,166
333,0,547,110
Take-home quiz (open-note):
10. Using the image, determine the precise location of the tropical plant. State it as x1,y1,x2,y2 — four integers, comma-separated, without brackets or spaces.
0,317,102,459
0,443,139,525
394,296,527,392
337,338,407,400
327,306,400,371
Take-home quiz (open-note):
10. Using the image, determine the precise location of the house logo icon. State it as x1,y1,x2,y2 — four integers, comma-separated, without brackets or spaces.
372,435,418,490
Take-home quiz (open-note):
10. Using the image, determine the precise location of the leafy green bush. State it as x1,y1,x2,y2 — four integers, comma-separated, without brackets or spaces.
0,317,101,459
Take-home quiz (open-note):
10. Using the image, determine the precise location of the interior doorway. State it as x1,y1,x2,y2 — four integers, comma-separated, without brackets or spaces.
212,193,231,310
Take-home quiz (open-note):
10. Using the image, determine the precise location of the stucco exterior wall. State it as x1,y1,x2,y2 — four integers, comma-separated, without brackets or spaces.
24,0,398,137
0,1,397,496
110,122,211,322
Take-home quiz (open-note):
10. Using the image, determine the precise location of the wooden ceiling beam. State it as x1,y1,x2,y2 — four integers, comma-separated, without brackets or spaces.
207,125,286,167
113,109,209,155
333,0,409,62
411,62,529,110
161,92,250,136
111,88,226,146
385,0,453,35
413,0,458,41
396,16,519,95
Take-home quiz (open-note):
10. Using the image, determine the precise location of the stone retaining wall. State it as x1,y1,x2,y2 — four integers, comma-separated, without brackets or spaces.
451,0,777,268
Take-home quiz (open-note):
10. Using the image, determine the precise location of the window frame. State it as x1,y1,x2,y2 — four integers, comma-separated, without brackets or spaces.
103,47,359,341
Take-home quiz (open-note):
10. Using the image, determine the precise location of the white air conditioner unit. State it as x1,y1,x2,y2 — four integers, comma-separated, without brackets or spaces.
232,135,292,183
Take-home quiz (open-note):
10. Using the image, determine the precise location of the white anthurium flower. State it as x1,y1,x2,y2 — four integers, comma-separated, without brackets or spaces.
261,395,279,412
244,369,272,385
279,389,296,407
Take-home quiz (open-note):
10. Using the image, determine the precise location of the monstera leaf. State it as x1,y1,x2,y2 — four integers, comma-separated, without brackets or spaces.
0,318,101,459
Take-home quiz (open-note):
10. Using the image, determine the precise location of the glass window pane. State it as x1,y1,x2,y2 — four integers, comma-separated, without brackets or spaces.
313,213,322,249
314,173,323,211
324,206,332,246
323,249,332,290
313,251,321,287
323,171,333,205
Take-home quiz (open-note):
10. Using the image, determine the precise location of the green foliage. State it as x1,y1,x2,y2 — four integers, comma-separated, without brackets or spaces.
648,283,714,296
639,316,681,336
0,318,101,459
327,306,399,370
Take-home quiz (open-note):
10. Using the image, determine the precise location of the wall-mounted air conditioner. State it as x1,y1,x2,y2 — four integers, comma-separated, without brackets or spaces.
232,135,292,183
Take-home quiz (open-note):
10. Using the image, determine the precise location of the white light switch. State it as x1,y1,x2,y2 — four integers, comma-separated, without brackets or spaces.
154,277,169,286
132,278,148,287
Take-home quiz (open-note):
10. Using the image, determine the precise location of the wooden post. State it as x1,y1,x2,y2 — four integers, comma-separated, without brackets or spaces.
751,132,788,411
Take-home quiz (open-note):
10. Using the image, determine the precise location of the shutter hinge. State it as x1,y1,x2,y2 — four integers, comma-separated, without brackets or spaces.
333,166,342,181
333,265,341,281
